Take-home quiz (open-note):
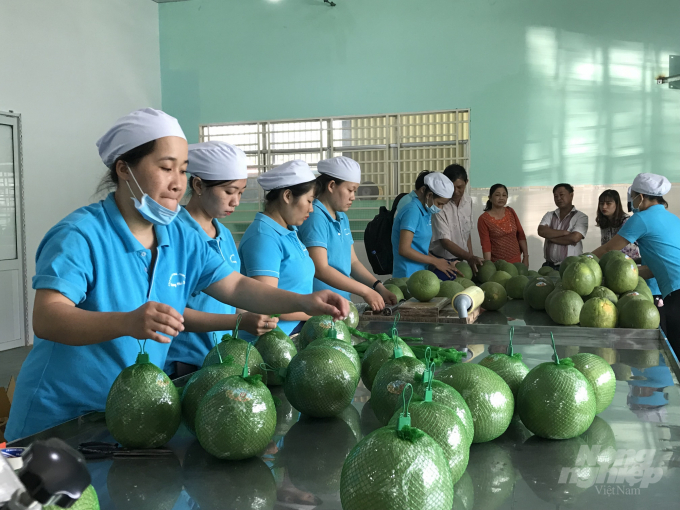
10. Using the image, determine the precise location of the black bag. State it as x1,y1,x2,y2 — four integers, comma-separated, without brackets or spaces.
364,193,408,275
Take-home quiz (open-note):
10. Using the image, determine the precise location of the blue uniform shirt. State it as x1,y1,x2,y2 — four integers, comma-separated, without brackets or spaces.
395,190,418,213
298,199,353,300
163,207,241,374
5,194,233,441
391,199,432,278
238,212,315,336
619,205,680,298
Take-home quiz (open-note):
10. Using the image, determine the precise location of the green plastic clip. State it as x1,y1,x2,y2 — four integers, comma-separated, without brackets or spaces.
328,321,338,340
135,339,150,364
423,347,433,383
391,312,403,358
424,362,435,402
213,332,224,364
397,383,414,431
233,314,242,340
551,332,559,365
242,343,252,378
508,326,514,356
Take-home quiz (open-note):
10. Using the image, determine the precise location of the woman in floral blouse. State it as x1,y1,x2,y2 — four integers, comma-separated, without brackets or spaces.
596,189,640,259
477,184,529,265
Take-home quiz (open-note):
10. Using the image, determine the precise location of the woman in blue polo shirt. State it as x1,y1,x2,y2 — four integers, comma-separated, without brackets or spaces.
593,173,680,353
239,160,317,335
391,171,457,278
163,141,278,377
6,110,346,441
298,157,398,311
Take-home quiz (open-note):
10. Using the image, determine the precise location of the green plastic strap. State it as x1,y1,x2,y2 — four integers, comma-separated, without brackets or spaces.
242,343,252,378
424,362,435,402
397,383,413,431
233,314,242,340
259,362,287,380
508,326,514,356
551,332,559,365
423,347,432,383
213,332,224,364
391,312,403,358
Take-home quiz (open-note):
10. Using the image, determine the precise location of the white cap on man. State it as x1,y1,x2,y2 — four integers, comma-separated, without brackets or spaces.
317,157,361,184
631,173,672,196
424,172,454,199
96,108,186,167
258,160,316,191
188,141,248,180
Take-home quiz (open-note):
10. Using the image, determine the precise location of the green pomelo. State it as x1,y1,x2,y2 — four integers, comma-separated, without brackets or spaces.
344,302,360,329
490,270,512,287
456,261,474,280
477,260,497,283
360,337,415,391
284,346,358,417
527,269,540,277
562,261,596,296
479,353,530,398
465,443,515,510
517,360,596,439
548,290,583,325
438,363,514,443
456,277,475,289
605,258,639,294
619,299,661,329
106,357,181,449
388,401,469,483
559,255,581,278
480,281,508,311
579,346,617,364
505,275,529,299
340,426,454,510
407,270,441,302
523,277,555,310
634,281,654,301
108,456,182,510
586,285,618,304
46,485,99,510
196,374,276,460
181,359,243,435
438,280,465,299
537,266,553,276
616,291,648,311
371,356,426,424
497,260,519,277
548,270,561,280
513,262,529,276
285,415,358,495
203,337,267,384
384,277,407,287
516,436,594,506
582,252,600,262
183,442,276,510
308,337,361,375
599,250,628,271
580,297,618,329
544,288,560,316
297,315,352,349
412,379,474,445
570,353,616,414
384,284,404,301
579,255,603,286
255,328,297,386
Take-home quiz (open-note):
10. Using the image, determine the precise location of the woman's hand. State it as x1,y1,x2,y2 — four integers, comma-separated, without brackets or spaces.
432,258,458,278
240,313,279,336
377,284,399,305
300,290,349,321
362,288,387,312
125,302,184,343
522,256,530,268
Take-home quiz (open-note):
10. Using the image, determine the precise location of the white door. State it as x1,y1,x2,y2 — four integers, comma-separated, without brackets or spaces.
0,113,26,350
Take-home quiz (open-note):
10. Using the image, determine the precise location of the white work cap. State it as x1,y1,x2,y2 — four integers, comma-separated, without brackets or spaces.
96,108,186,168
424,172,454,199
258,160,316,191
631,173,672,196
188,141,248,181
317,157,361,184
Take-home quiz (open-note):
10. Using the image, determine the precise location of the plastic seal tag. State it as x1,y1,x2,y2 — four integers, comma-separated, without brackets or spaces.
391,312,403,358
278,367,288,380
508,326,514,357
424,362,435,402
242,343,252,378
233,314,242,341
397,383,413,431
328,321,338,340
423,347,432,383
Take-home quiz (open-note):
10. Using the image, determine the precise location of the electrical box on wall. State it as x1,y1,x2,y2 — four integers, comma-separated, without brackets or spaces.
656,55,679,89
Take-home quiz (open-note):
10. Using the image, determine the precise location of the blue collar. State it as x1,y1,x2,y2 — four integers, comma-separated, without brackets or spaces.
102,193,170,252
255,212,299,236
313,199,346,225
414,197,429,216
178,206,224,243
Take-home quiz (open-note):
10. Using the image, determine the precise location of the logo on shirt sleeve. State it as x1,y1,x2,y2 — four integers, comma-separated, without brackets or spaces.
229,254,237,264
168,273,186,287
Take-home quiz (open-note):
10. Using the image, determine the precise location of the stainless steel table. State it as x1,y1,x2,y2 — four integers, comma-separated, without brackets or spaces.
11,319,680,510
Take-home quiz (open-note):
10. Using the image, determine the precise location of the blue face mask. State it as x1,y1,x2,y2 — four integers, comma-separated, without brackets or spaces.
632,195,642,214
428,204,442,215
126,165,180,226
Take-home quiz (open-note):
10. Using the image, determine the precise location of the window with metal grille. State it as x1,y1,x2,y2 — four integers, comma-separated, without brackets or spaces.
200,110,470,241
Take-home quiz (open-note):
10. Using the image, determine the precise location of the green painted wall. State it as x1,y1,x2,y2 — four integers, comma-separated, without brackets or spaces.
160,0,680,187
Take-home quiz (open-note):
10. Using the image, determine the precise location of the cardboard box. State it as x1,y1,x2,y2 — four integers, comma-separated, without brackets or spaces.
0,377,16,443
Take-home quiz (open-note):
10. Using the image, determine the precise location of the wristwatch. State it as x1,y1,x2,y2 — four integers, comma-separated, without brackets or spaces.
372,280,382,290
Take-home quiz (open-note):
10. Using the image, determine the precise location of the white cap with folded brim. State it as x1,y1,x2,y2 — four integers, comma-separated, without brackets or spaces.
96,108,186,168
318,156,361,183
424,172,454,199
188,141,248,180
258,160,316,191
631,173,672,196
